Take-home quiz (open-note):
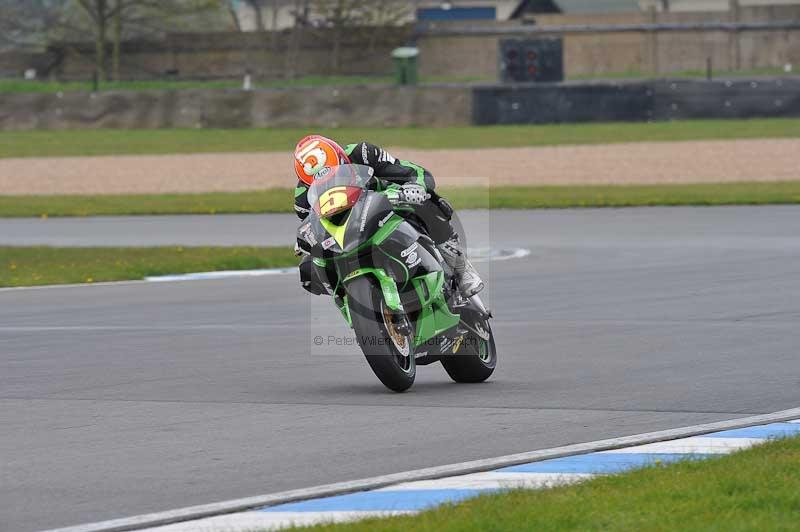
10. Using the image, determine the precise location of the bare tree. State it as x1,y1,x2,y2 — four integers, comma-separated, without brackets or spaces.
309,0,409,71
0,0,69,51
284,0,311,78
360,0,411,51
224,0,242,30
309,0,368,72
243,0,266,31
70,0,219,80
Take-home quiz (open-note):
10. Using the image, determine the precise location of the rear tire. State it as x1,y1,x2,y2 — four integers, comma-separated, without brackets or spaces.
347,276,416,392
440,319,496,383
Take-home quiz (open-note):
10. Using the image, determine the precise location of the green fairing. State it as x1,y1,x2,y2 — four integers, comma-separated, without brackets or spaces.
332,214,404,259
412,271,461,347
343,267,403,312
338,297,352,327
324,204,456,346
378,247,409,290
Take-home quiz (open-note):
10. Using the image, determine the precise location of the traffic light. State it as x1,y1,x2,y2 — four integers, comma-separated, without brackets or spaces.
500,38,563,83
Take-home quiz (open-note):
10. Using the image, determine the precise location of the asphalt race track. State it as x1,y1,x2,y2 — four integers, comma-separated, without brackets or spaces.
2,207,799,532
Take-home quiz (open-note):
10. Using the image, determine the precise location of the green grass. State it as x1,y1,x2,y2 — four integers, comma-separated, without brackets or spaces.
0,78,244,93
0,75,489,94
2,119,799,158
295,435,800,532
3,182,800,218
0,246,296,287
0,190,294,217
4,68,791,93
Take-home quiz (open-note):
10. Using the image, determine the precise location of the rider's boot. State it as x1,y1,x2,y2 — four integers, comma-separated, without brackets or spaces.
438,234,484,297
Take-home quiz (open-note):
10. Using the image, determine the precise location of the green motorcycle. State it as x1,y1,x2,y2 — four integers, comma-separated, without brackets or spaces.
297,164,496,392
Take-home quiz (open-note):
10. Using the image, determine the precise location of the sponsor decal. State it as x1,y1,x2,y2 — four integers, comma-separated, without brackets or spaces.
299,223,317,246
377,211,394,227
314,166,331,180
400,242,421,268
296,141,327,177
362,143,369,164
452,335,464,354
344,269,365,281
322,236,337,250
359,195,374,232
438,337,455,353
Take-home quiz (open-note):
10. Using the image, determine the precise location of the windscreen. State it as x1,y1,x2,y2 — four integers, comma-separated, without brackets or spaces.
306,164,374,207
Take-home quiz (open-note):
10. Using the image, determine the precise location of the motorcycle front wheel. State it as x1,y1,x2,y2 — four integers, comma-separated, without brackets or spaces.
440,317,496,383
346,276,416,392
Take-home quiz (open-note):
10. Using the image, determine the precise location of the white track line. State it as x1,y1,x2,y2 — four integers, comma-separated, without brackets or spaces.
145,248,531,282
376,472,593,491
42,407,800,532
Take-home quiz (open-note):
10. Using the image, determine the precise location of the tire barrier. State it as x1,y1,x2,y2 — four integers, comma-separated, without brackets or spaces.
473,77,800,125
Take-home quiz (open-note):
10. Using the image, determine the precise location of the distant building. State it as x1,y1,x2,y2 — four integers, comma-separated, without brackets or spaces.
415,1,524,20
639,0,800,11
232,0,800,31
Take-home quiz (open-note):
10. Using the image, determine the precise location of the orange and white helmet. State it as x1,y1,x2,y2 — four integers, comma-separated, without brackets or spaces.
294,135,350,186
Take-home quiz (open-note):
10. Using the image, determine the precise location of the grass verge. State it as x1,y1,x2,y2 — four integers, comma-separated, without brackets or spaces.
296,435,800,532
0,75,488,94
3,182,800,218
2,119,799,158
0,246,296,287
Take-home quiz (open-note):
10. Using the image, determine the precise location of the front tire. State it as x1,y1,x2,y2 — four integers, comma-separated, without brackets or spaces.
440,318,496,383
347,276,416,392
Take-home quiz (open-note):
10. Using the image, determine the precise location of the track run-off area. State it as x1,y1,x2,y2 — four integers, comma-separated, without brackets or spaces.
2,207,799,531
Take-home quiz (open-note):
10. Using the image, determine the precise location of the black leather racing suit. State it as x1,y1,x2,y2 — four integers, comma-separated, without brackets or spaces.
294,142,455,244
296,142,457,296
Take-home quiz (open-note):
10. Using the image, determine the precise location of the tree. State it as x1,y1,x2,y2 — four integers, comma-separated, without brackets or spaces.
0,0,70,51
245,0,266,31
309,0,366,72
225,0,242,30
70,0,220,81
309,0,409,71
284,0,311,78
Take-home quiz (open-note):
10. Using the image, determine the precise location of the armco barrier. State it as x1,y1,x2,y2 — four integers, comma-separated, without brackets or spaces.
652,78,800,120
473,81,654,125
473,77,800,125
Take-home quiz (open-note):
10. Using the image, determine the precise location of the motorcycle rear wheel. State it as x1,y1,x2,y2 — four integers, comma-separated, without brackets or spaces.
347,276,416,392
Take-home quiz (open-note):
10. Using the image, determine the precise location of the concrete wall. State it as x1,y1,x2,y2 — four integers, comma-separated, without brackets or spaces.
2,77,798,131
0,85,472,131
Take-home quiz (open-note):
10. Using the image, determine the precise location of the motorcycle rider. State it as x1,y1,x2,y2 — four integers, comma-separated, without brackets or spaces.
293,134,484,297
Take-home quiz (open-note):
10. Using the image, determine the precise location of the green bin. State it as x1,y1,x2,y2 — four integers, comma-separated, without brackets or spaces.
392,47,419,86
